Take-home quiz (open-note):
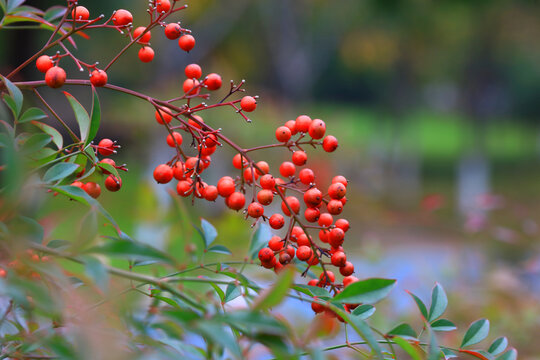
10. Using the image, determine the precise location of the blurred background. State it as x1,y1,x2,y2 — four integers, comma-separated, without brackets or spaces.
2,0,540,357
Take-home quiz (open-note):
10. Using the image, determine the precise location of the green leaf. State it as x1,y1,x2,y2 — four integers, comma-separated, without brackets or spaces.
31,120,63,149
427,327,441,360
195,322,242,358
21,133,51,153
2,94,18,118
18,107,47,123
220,311,288,335
43,162,79,183
0,0,6,13
209,282,225,303
207,244,232,255
7,0,26,13
351,304,376,319
293,284,332,299
96,161,119,179
249,222,272,259
333,278,396,304
442,348,458,359
460,350,495,360
253,267,294,310
496,349,517,360
64,91,90,142
46,239,71,250
406,290,429,319
83,256,109,293
488,337,508,356
431,318,456,332
346,315,384,360
0,75,22,116
461,319,490,348
15,216,43,243
387,323,417,340
86,88,100,146
87,239,176,266
43,6,66,22
200,218,217,248
223,283,241,303
428,283,448,322
393,336,422,360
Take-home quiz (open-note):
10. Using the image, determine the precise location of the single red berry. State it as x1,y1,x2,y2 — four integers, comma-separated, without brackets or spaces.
178,34,195,52
83,182,101,198
290,226,304,241
255,161,270,175
183,78,200,94
227,192,245,211
156,0,171,13
298,168,315,185
36,55,53,73
258,247,275,263
275,126,292,142
194,181,207,198
153,164,174,184
307,252,320,266
240,96,257,112
322,135,338,152
217,176,235,197
113,9,133,26
304,188,323,207
335,218,350,232
319,229,329,243
295,115,312,133
204,73,222,90
202,134,218,148
248,202,264,218
155,109,172,124
269,214,285,229
45,66,66,88
105,175,122,192
285,245,295,258
311,302,325,313
166,132,183,147
296,233,311,247
200,144,216,156
71,181,84,188
204,185,219,201
343,275,359,287
257,189,274,206
173,161,186,180
304,207,320,222
319,271,335,286
133,27,151,43
331,251,347,267
0,268,6,278
164,23,181,39
308,119,326,139
138,46,154,62
90,70,108,87
259,174,275,190
279,161,295,178
184,63,202,79
318,213,333,227
327,199,344,215
328,182,347,200
284,120,297,135
268,236,284,251
98,139,115,156
177,179,193,196
72,6,89,21
296,245,313,261
261,256,277,269
185,157,204,176
232,153,247,169
291,150,307,166
281,196,300,216
340,262,355,277
189,114,205,129
332,175,348,187
328,228,345,247
308,279,319,287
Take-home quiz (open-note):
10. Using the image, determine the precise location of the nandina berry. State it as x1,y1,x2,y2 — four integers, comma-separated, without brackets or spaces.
304,188,323,207
323,135,338,152
281,196,300,216
259,174,275,190
331,251,347,267
279,252,291,264
257,189,274,205
153,164,173,184
343,275,359,287
299,168,315,185
328,182,346,200
72,6,89,21
98,138,115,156
36,55,53,73
319,271,335,286
184,63,202,79
311,302,325,313
307,280,318,287
335,219,350,232
189,114,205,129
279,161,295,177
340,262,354,276
327,200,343,215
217,176,235,197
45,66,66,88
328,227,345,247
0,268,6,278
166,132,183,147
318,213,333,227
285,245,295,258
83,182,101,198
156,0,171,13
248,202,264,218
261,256,277,269
332,175,348,187
295,115,312,133
90,70,108,87
304,207,320,222
138,46,154,62
164,23,181,39
275,126,292,142
155,109,172,124
194,181,207,198
240,96,257,112
232,153,247,169
185,157,204,176
200,144,216,156
71,181,84,188
113,9,133,26
178,34,195,52
202,133,218,148
307,252,320,266
105,175,122,192
269,213,285,229
99,158,116,174
204,73,222,90
183,78,200,94
319,229,329,243
284,120,297,135
254,161,269,176
290,226,303,241
268,236,284,251
203,185,218,201
308,119,326,139
133,27,151,43
173,161,186,180
227,192,245,211
241,167,256,183
292,150,307,166
296,233,311,247
296,245,312,261
176,179,193,196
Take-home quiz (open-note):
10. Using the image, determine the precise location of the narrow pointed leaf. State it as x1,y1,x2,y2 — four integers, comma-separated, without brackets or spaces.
392,336,422,360
346,315,384,360
1,75,22,116
18,107,47,123
406,290,429,319
200,218,217,248
428,283,448,322
387,323,417,340
352,304,376,319
488,337,508,356
43,162,79,183
64,91,90,142
333,278,396,304
459,350,494,360
496,349,517,360
31,120,63,149
207,245,232,255
461,319,490,348
224,283,241,303
86,88,100,146
87,239,176,266
431,319,457,332
252,267,294,310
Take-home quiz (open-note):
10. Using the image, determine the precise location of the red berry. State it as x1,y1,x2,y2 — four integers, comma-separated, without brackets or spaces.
133,27,151,44
328,228,345,247
331,251,347,267
281,196,300,216
105,175,122,192
153,164,173,184
343,275,359,287
327,200,343,215
318,213,333,227
340,262,355,277
257,189,274,206
319,229,329,243
328,183,346,200
304,207,320,222
183,78,200,94
258,247,274,263
290,226,303,241
296,246,313,261
204,73,222,90
297,234,311,247
36,55,53,73
83,182,101,198
185,63,202,79
227,192,245,211
138,46,154,62
311,302,325,313
173,162,186,180
98,139,115,156
217,177,235,197
279,161,295,178
155,109,172,124
284,120,297,135
113,9,133,26
256,161,270,175
322,135,338,152
275,126,292,142
240,96,257,112
292,150,307,166
166,132,183,147
308,119,326,139
259,174,275,190
304,188,323,207
298,168,315,185
248,202,264,218
156,0,171,13
243,167,258,183
71,181,84,189
176,179,193,196
185,157,204,176
335,219,350,232
189,115,205,129
45,66,66,88
332,175,348,187
295,115,312,133
178,34,195,52
203,185,218,201
268,236,284,251
90,70,108,87
72,6,89,21
319,271,335,286
269,214,285,229
164,23,181,39
232,153,247,169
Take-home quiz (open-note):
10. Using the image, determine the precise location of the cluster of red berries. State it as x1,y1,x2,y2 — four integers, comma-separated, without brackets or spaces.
0,249,51,281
